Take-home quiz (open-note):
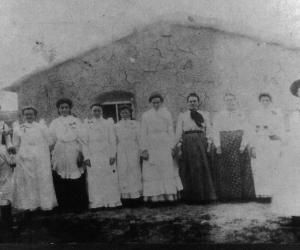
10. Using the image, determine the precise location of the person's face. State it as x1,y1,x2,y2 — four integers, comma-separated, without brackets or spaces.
224,95,237,111
120,109,130,120
92,106,103,118
188,96,199,110
151,97,162,110
59,103,71,117
23,109,36,123
260,96,271,108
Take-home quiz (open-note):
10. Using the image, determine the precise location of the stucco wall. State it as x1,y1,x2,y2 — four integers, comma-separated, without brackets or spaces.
15,22,300,123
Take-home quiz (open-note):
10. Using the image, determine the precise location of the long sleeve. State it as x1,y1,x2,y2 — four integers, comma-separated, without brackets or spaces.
48,120,57,146
241,116,251,148
108,122,116,158
203,112,213,143
3,123,12,148
140,113,148,151
79,121,91,160
166,111,175,148
273,110,285,139
12,128,21,152
212,113,221,148
135,121,141,148
175,113,184,145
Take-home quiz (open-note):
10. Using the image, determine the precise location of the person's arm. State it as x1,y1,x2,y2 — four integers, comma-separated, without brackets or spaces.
79,120,91,160
140,113,148,151
203,112,214,152
48,120,57,147
212,113,221,149
166,110,175,148
4,123,13,149
272,109,285,140
175,113,184,146
12,126,21,153
135,121,141,148
240,113,250,151
108,121,117,165
140,113,149,160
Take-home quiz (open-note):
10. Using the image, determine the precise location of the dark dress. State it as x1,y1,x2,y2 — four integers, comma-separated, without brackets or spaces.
216,130,256,201
49,116,89,213
180,131,217,204
53,170,89,212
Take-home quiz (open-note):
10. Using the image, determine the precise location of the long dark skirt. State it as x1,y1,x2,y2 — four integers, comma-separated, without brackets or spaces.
179,131,217,204
216,130,255,201
53,171,89,212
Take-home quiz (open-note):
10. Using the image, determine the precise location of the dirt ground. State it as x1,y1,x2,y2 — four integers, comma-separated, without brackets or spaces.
0,202,298,244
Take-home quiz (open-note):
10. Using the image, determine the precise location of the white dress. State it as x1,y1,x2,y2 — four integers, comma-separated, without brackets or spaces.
0,121,14,201
115,119,142,199
11,122,57,211
49,115,84,179
82,117,121,208
250,107,283,197
140,107,183,202
271,110,300,216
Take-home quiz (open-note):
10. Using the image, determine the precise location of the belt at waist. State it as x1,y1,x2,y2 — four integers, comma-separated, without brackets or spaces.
184,130,204,135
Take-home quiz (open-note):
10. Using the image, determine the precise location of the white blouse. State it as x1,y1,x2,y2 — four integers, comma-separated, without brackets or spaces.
115,119,140,147
250,107,284,139
175,110,212,144
140,107,175,150
82,117,116,160
49,115,83,145
212,109,250,148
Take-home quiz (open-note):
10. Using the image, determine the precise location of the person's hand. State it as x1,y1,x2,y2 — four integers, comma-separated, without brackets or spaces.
84,159,91,167
140,150,149,161
8,147,16,155
239,145,246,153
250,147,256,158
216,146,222,154
172,147,176,158
109,157,116,166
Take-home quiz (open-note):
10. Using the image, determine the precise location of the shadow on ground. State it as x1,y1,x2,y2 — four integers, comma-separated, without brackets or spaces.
0,203,297,244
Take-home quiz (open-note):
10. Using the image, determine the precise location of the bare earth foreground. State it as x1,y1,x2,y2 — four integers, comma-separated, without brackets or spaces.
0,202,298,244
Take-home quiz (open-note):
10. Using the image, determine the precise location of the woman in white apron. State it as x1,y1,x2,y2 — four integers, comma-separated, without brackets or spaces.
11,106,57,211
115,105,142,207
250,93,283,201
82,103,121,209
140,92,183,204
271,80,300,218
49,98,88,212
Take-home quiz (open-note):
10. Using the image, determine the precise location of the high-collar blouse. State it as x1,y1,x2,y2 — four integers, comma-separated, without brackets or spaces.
175,110,212,144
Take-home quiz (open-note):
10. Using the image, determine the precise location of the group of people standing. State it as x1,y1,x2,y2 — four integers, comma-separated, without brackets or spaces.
1,80,300,218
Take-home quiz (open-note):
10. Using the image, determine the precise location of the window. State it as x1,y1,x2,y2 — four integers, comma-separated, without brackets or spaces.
101,101,135,123
94,90,135,123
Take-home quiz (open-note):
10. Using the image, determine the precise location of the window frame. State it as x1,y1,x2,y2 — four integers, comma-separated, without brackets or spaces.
101,100,134,123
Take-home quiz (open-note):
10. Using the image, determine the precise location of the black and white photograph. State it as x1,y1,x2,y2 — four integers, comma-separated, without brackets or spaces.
0,0,300,249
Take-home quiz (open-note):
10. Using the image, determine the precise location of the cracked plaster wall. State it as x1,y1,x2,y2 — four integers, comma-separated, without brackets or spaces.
14,22,300,123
